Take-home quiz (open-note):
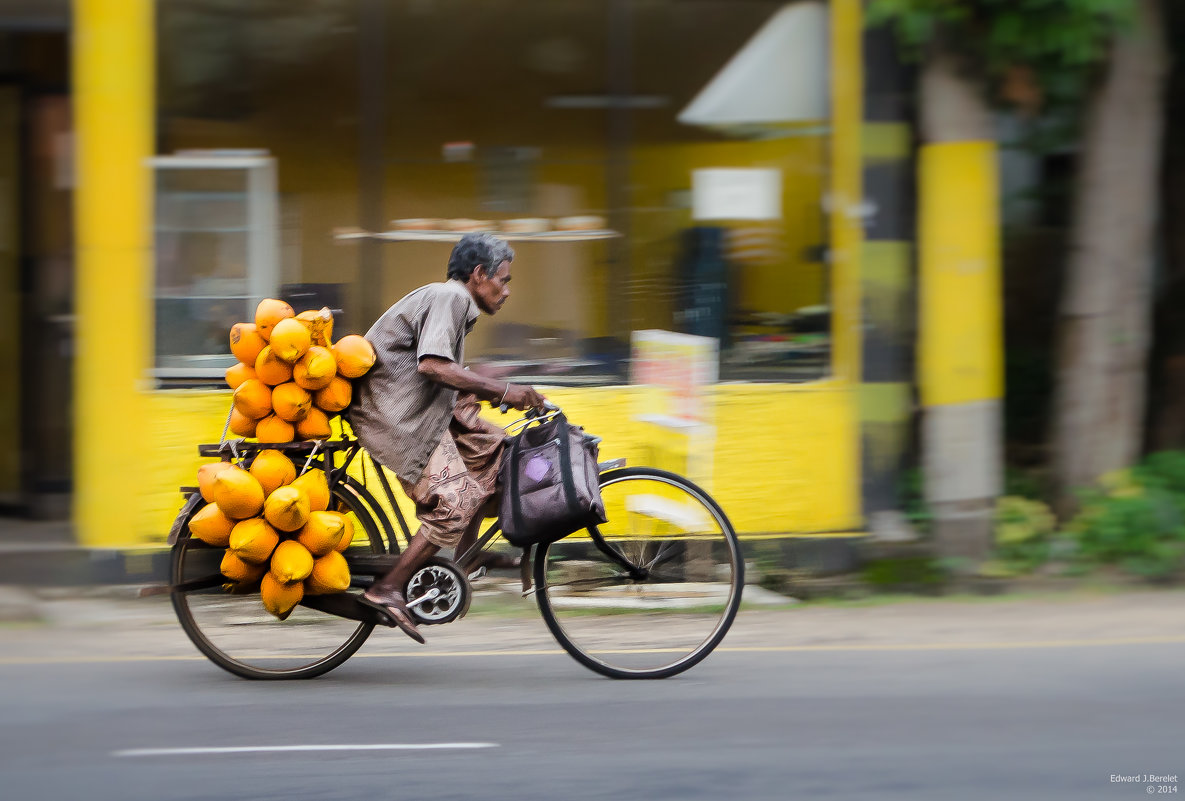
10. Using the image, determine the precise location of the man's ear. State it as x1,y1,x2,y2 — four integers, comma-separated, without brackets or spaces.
472,264,487,281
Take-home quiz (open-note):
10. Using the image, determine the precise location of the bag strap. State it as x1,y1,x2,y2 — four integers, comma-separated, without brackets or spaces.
507,428,527,538
554,414,581,516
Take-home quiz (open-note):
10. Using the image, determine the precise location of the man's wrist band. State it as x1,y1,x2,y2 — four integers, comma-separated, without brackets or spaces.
496,383,510,405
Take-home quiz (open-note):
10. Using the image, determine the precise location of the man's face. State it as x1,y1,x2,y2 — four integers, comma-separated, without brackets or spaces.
471,260,512,315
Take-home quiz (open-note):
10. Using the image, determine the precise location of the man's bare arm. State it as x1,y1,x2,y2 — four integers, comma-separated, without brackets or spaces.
417,357,546,410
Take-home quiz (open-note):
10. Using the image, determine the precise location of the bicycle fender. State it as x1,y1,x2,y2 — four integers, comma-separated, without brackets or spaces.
167,492,203,545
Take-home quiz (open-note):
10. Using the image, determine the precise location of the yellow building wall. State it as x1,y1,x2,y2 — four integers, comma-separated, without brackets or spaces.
130,383,860,548
628,137,827,328
92,0,865,550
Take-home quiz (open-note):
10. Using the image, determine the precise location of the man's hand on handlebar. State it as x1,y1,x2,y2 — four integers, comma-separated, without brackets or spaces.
501,384,548,412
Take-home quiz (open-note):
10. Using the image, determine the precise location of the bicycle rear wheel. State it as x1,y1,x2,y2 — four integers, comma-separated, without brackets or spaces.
171,474,387,680
534,467,743,679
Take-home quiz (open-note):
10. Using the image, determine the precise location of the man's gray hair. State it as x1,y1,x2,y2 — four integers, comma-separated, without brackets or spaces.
447,232,515,281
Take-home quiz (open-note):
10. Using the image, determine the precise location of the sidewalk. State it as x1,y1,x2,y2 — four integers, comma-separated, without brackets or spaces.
1,583,1182,664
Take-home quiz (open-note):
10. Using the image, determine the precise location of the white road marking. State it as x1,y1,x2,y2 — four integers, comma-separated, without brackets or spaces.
113,743,498,758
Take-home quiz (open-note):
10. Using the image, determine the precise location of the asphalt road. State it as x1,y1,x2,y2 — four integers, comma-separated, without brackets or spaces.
0,591,1181,801
0,604,1180,796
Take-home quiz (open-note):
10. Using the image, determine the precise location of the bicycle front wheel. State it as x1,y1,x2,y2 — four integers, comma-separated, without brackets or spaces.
534,467,743,679
171,474,387,680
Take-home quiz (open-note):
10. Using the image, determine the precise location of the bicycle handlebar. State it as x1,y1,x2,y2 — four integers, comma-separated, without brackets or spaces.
499,399,558,417
500,400,560,434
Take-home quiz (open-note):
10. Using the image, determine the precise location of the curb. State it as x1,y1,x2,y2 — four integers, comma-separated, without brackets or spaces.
0,545,171,587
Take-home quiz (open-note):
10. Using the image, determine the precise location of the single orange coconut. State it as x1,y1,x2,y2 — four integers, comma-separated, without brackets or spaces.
232,378,273,420
293,346,336,391
291,469,330,513
198,461,235,503
229,322,267,366
256,414,295,444
255,346,294,386
296,407,332,440
225,362,256,390
248,449,296,496
188,503,234,547
332,335,376,379
305,551,351,595
270,540,315,583
228,408,258,438
208,466,265,519
260,572,304,620
296,510,347,556
228,517,280,564
254,298,295,341
272,382,312,423
269,317,312,364
314,375,353,413
220,550,267,584
263,485,311,532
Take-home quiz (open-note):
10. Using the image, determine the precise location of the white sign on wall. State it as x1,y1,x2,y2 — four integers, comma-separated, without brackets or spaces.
691,168,782,221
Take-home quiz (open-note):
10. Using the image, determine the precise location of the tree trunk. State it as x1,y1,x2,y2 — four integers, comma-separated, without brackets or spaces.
1052,0,1167,514
1148,0,1185,452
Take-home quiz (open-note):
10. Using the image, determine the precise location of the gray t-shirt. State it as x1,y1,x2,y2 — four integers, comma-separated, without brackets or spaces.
350,280,479,483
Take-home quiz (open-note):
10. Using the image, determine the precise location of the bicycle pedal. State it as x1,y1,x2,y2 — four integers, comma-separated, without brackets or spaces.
467,566,487,582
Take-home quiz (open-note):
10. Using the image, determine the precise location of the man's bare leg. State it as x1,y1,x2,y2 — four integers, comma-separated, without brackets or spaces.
455,514,520,573
360,533,440,643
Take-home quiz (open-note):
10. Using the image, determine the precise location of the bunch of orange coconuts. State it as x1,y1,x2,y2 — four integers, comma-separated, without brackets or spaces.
225,298,376,443
189,299,378,619
189,456,356,620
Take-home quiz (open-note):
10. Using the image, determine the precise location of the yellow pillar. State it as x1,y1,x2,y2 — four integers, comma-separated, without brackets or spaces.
827,0,864,527
829,0,863,386
918,140,1003,562
73,0,154,546
918,143,1003,407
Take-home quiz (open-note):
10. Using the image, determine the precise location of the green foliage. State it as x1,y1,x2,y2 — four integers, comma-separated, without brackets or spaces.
867,0,1136,107
899,467,932,534
1004,466,1047,501
1068,453,1185,579
991,495,1058,574
862,555,945,588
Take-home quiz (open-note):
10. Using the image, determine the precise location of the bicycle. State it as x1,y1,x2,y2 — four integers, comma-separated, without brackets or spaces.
167,405,743,680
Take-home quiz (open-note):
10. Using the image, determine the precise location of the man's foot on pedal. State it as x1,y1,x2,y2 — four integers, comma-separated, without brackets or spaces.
358,590,426,644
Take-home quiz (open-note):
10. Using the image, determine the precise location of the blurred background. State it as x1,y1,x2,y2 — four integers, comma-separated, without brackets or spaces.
0,4,1181,800
0,0,1182,591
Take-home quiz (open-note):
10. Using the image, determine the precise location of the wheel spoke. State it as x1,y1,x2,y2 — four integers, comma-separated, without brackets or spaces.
643,541,679,570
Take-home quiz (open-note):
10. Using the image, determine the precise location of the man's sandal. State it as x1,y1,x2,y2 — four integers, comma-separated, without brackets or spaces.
358,593,427,645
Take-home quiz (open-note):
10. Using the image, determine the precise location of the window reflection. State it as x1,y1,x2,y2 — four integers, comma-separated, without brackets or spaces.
156,0,833,384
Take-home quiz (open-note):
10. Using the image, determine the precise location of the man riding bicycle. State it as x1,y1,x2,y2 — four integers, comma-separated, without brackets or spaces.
349,232,547,643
